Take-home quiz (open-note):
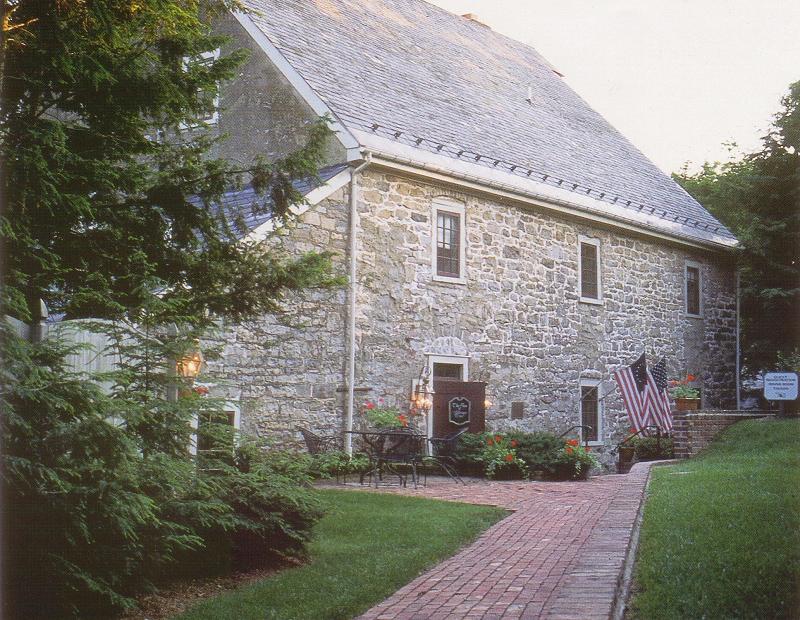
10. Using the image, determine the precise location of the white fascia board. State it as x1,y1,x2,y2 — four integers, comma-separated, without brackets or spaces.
232,11,362,162
352,129,737,252
246,168,351,242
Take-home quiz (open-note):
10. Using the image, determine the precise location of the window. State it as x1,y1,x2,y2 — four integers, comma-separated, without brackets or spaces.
432,199,466,283
182,48,220,127
579,380,602,444
578,236,602,303
433,363,463,380
685,262,702,317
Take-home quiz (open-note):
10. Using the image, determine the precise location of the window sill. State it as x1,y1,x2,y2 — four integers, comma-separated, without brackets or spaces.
579,296,604,306
432,274,467,285
684,312,703,319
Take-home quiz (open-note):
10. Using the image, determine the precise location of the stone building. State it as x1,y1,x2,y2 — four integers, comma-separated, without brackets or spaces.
204,0,738,459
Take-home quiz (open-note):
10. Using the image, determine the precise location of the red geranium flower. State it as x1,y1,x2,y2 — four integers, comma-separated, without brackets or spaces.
487,438,494,446
365,402,375,410
504,453,514,463
510,439,518,448
495,435,503,443
192,385,209,395
566,446,574,455
686,374,697,382
567,439,579,447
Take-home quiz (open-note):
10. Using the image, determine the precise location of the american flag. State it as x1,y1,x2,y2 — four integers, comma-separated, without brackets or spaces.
612,353,650,433
646,357,673,432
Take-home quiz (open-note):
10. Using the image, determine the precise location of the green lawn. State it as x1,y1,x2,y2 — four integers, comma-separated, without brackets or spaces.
178,489,507,620
629,418,800,619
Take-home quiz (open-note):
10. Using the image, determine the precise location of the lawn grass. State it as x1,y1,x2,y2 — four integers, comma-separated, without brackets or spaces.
629,418,800,619
178,489,507,620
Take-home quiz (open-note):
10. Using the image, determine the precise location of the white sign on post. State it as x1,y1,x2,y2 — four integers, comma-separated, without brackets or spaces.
763,372,799,401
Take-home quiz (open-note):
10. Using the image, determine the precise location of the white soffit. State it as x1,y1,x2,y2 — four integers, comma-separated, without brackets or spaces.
352,129,737,251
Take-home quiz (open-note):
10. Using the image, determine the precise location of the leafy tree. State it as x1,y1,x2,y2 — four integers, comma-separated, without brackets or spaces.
1,0,339,616
674,81,800,374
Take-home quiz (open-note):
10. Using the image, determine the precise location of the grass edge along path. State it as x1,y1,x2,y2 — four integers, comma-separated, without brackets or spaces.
628,418,800,620
178,489,508,620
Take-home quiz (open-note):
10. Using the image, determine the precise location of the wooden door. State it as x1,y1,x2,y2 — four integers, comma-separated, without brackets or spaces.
432,380,486,437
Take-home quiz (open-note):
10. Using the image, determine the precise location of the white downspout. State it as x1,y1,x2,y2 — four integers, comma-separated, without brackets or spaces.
345,154,372,454
735,269,741,410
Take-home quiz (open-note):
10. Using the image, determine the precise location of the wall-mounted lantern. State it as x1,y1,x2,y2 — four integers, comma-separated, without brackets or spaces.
177,349,204,379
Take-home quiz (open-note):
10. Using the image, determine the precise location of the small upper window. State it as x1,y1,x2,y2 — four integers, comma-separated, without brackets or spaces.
685,263,701,316
578,236,601,303
432,199,466,283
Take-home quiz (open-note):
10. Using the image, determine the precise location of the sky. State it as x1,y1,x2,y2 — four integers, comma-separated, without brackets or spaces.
428,0,800,174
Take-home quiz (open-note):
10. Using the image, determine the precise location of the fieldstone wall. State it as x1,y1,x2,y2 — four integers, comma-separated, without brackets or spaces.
672,411,772,458
350,169,737,465
204,189,351,446
206,167,738,464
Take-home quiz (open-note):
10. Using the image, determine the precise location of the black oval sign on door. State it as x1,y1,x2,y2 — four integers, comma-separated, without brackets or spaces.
448,397,471,426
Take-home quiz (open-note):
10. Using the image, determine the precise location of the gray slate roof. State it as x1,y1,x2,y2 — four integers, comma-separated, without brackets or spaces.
199,164,347,238
242,0,735,243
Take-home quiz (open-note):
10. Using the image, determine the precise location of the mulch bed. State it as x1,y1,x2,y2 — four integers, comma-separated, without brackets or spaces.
121,558,302,619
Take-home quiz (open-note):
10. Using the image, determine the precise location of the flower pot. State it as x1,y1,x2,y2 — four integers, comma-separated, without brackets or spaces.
618,445,635,474
490,463,525,481
675,398,700,411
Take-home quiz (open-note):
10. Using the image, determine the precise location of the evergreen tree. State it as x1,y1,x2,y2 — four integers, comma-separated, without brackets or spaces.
674,81,800,373
1,0,338,615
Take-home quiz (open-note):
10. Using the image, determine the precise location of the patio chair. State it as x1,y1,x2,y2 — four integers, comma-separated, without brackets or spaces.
427,427,468,484
298,427,338,455
373,429,427,488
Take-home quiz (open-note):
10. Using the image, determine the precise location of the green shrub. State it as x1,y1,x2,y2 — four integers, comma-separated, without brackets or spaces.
310,450,370,479
1,329,326,618
631,436,674,460
506,431,564,473
455,431,566,477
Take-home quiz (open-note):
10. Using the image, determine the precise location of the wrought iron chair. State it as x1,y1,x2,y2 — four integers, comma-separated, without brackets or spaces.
427,427,468,484
372,429,426,488
298,427,338,455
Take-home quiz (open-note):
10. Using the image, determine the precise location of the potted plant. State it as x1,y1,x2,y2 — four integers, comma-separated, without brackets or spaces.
478,434,529,480
361,400,411,429
551,439,599,480
617,429,637,473
670,374,700,411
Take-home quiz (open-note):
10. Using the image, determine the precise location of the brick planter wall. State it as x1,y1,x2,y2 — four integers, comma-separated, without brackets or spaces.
672,410,773,458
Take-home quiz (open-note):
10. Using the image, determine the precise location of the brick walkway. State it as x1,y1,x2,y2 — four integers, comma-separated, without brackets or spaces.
350,462,656,620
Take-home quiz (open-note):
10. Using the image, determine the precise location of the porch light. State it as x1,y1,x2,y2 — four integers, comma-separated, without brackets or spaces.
177,349,204,379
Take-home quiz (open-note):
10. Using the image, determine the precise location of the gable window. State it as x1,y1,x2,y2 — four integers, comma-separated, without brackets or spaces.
685,262,702,317
579,380,602,444
182,48,220,127
432,199,466,283
578,236,602,303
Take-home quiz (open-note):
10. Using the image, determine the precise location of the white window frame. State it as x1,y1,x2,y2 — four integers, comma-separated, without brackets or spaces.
684,260,703,318
190,399,241,456
579,378,603,446
578,235,603,305
431,198,467,284
181,48,220,129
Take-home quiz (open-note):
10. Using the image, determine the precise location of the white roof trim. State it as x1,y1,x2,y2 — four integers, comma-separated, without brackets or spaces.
351,129,736,251
232,11,361,161
246,168,351,242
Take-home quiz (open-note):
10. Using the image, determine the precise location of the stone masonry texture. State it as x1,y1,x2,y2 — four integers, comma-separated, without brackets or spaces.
210,167,738,466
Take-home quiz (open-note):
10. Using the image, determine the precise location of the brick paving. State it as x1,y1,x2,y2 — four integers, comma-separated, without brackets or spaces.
349,462,656,620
